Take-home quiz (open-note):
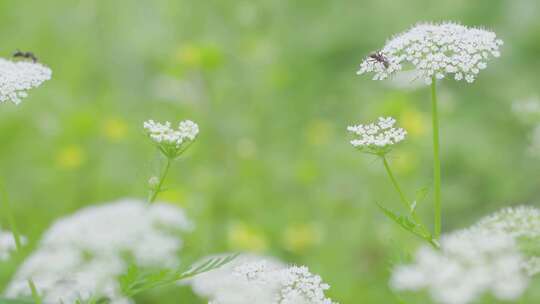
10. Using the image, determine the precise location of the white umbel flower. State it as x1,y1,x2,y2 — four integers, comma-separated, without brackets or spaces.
190,254,285,304
357,22,503,84
190,254,338,304
0,58,52,105
144,119,199,158
0,229,26,261
347,117,406,154
5,199,192,304
390,229,528,304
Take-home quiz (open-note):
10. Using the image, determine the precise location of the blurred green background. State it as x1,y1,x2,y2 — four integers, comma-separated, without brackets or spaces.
1,0,540,303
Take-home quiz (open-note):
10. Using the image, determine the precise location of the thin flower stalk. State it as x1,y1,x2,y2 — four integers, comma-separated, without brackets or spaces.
431,77,442,239
144,119,199,204
348,117,436,247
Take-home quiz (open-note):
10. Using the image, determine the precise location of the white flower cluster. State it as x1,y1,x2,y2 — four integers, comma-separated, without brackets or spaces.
143,120,199,156
390,229,528,304
474,205,540,239
190,254,285,304
473,205,540,275
0,229,26,261
190,254,337,304
347,117,406,153
0,57,52,105
5,199,192,304
357,22,503,84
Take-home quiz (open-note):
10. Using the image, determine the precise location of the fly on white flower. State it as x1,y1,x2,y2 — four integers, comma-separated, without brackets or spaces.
357,22,503,84
347,117,407,155
0,57,52,105
143,119,199,159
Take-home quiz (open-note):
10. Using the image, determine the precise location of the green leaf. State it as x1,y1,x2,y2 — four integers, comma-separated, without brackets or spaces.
119,253,238,297
376,202,438,248
411,187,429,212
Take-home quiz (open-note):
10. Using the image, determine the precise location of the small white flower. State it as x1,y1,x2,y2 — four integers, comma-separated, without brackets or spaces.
0,57,52,105
148,176,160,188
390,229,528,304
144,119,199,158
357,22,503,84
347,117,407,154
178,120,199,141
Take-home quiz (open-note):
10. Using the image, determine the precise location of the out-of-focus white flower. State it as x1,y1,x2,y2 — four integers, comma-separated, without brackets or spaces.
0,229,27,261
474,205,540,239
473,205,540,275
529,125,540,156
148,176,160,188
357,22,503,84
347,117,406,154
0,58,52,105
190,254,338,304
143,119,199,158
390,229,528,304
512,96,540,118
5,199,192,304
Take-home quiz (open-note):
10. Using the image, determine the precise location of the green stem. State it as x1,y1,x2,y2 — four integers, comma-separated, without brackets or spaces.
431,77,442,240
148,157,172,204
381,156,410,210
28,279,42,304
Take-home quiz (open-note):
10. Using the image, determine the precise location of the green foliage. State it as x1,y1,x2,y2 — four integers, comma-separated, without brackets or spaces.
376,202,438,248
119,254,238,297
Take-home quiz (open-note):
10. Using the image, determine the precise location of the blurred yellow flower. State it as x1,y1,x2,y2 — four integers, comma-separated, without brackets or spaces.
283,223,321,254
400,109,427,137
227,221,268,252
177,45,203,68
305,119,334,146
393,150,418,174
176,44,222,70
102,118,128,141
158,189,188,207
56,145,85,169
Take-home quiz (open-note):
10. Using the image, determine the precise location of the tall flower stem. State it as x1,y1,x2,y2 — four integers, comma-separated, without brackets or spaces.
148,157,172,204
381,156,410,211
0,180,42,304
431,77,442,240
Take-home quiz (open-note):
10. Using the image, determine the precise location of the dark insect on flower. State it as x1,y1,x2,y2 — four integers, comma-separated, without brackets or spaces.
12,49,38,63
368,51,390,68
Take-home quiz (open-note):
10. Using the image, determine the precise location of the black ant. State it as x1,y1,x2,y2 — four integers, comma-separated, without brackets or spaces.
368,51,390,68
12,50,38,63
